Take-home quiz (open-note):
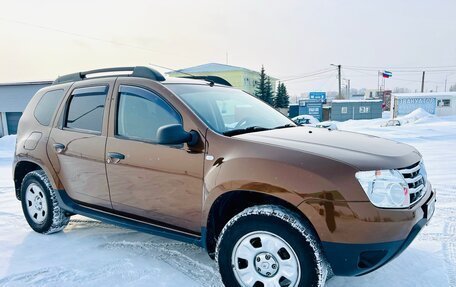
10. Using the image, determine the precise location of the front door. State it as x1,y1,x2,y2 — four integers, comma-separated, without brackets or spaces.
48,80,113,209
105,80,205,233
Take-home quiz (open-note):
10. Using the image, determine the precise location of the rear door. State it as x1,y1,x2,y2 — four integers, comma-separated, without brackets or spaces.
47,78,114,209
105,78,205,233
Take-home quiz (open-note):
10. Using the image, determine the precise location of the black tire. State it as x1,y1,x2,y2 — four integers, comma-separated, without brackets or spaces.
20,170,70,234
216,205,327,287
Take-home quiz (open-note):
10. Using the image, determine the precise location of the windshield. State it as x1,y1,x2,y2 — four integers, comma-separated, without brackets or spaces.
166,84,295,135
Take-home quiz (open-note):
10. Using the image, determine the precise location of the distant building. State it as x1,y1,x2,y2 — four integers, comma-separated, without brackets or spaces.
0,81,52,136
363,89,391,111
350,94,364,100
166,63,278,95
391,92,456,118
297,99,324,121
288,104,299,118
364,89,383,100
288,95,325,121
331,100,383,121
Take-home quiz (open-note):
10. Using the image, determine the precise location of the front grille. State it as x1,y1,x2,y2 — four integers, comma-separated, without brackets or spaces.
398,161,426,204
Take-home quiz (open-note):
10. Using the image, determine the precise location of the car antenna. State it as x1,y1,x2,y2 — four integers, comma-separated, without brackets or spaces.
148,63,215,86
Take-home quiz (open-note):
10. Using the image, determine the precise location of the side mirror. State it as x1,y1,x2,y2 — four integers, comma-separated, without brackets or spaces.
156,124,198,146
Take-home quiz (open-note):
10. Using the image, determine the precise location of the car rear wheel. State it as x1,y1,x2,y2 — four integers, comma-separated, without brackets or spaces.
21,170,70,234
216,205,327,287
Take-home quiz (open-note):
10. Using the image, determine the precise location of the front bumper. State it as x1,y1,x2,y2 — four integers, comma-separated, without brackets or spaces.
321,188,436,276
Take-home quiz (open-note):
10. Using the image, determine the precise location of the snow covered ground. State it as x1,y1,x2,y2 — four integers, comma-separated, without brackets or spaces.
0,110,455,286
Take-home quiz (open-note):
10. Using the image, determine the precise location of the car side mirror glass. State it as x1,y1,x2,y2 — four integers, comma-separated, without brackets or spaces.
156,124,198,146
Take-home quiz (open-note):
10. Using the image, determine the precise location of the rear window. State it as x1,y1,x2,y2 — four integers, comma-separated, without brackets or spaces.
65,86,108,133
34,89,65,126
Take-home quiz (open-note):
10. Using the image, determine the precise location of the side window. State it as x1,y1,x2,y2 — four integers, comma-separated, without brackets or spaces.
34,89,65,126
65,86,108,133
116,85,181,142
341,106,348,114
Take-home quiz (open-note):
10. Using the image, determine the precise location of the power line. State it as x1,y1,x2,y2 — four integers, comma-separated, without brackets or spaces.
317,73,336,91
343,66,456,73
344,67,446,84
282,73,337,83
3,17,454,89
280,68,336,82
344,64,456,70
0,17,177,57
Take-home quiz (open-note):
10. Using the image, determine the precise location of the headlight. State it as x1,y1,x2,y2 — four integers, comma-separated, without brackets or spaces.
355,169,410,208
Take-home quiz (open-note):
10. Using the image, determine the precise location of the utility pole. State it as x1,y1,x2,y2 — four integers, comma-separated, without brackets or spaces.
377,71,380,92
445,77,448,92
421,71,426,93
331,64,342,99
338,65,342,99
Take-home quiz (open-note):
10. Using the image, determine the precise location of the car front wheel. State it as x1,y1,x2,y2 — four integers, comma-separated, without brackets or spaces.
216,205,327,287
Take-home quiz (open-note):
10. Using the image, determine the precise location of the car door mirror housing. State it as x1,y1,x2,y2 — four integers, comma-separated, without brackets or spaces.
156,124,198,146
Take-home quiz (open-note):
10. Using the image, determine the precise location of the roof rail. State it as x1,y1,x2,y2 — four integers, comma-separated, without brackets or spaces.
181,75,232,87
53,66,166,85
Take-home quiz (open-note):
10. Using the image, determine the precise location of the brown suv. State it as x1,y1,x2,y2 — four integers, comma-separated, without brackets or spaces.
14,66,436,286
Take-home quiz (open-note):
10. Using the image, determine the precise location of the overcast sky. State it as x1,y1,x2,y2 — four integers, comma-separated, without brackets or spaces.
1,0,456,96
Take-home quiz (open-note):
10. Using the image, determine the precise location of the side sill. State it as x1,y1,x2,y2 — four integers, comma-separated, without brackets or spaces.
55,189,203,247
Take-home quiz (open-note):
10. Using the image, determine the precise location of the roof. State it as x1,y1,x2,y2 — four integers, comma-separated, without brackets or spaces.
393,92,456,98
167,63,256,74
0,81,53,87
167,63,278,80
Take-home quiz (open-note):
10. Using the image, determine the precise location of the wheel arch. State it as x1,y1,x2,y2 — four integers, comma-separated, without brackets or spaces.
13,159,57,200
204,190,321,257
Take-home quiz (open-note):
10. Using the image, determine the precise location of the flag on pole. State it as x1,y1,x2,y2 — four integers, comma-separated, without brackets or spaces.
382,71,393,78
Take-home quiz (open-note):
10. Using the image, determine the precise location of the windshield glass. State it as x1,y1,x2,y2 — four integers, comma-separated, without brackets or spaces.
166,84,295,135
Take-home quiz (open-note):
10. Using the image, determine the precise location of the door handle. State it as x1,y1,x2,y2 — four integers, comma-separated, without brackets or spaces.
53,143,65,154
106,152,125,164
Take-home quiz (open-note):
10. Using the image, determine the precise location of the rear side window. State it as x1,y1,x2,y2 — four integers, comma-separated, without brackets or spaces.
116,85,181,142
34,89,65,126
65,86,108,133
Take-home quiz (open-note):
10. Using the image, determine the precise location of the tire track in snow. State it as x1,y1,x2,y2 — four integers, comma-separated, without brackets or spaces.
68,219,123,229
66,219,223,285
0,260,157,287
0,187,13,194
102,241,222,286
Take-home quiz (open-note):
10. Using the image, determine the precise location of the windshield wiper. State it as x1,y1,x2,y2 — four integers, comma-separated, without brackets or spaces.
223,126,271,137
272,123,296,129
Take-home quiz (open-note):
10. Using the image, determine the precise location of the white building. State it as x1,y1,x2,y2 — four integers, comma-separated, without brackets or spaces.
0,82,52,136
391,92,456,118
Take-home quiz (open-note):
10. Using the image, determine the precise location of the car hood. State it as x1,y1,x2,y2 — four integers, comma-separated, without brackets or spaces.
234,127,421,171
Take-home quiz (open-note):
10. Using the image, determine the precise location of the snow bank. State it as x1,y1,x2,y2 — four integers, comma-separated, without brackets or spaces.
397,108,437,125
336,108,439,130
0,135,15,187
382,111,391,119
0,135,16,160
